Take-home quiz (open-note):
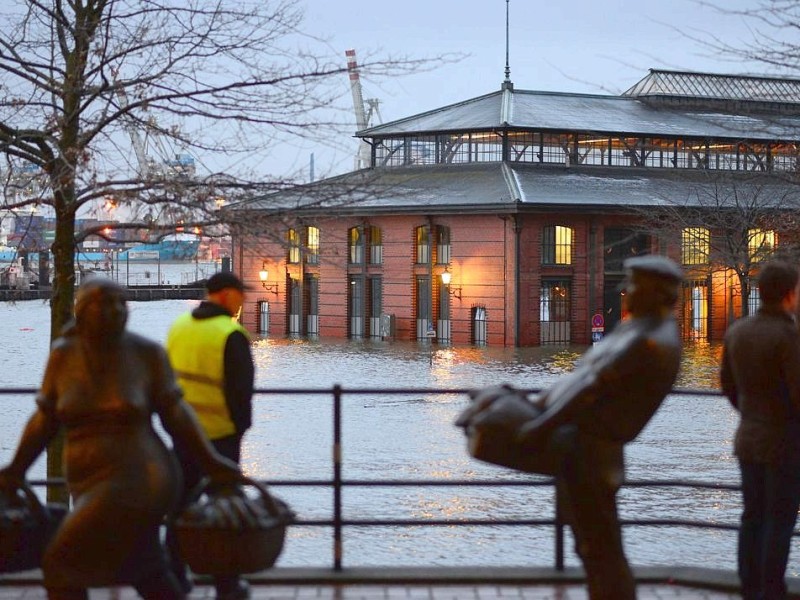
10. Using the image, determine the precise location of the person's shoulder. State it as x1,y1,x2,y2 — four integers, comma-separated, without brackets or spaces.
124,330,166,353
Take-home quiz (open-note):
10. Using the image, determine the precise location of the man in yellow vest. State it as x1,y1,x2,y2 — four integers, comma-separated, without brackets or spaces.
166,271,254,600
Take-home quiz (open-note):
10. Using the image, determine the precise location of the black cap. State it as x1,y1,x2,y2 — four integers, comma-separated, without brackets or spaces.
623,255,683,282
205,272,251,293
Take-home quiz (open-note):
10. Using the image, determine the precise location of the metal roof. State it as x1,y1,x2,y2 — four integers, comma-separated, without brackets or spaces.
237,163,800,214
361,86,800,141
623,69,800,104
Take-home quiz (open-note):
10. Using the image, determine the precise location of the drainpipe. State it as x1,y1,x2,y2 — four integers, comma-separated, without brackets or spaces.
513,215,521,347
589,221,597,339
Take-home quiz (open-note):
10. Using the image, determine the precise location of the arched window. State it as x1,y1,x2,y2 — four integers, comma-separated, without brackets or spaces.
306,226,320,265
542,225,573,265
435,225,451,264
415,225,430,264
287,228,300,264
368,226,383,264
348,227,364,265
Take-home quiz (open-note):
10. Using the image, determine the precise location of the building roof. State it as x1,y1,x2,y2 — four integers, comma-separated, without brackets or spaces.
623,69,800,104
361,74,800,141
238,163,800,215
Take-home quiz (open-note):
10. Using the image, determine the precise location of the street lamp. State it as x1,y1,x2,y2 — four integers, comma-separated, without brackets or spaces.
441,267,462,299
259,262,278,295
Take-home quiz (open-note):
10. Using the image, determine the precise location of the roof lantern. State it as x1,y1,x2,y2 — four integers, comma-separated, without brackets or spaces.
623,69,800,105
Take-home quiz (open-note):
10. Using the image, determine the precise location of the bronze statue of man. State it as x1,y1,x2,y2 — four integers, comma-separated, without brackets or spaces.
459,255,683,600
0,278,242,600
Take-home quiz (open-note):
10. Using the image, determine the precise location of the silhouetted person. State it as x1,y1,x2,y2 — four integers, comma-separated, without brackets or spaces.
460,255,683,600
0,278,242,600
721,261,800,600
165,272,254,600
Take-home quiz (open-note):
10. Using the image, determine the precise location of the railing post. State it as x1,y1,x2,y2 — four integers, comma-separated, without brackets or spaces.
332,384,343,571
555,481,565,571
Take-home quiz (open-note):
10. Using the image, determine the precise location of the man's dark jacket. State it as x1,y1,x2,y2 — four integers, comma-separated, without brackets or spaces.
721,305,800,464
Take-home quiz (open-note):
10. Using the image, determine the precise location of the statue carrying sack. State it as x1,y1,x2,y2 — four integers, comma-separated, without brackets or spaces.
455,384,576,476
0,482,68,573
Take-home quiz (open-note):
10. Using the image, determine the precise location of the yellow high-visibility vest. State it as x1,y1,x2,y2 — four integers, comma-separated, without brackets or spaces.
166,312,248,439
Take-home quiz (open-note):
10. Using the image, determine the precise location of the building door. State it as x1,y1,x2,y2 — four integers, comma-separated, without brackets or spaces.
437,280,451,343
416,276,432,340
472,306,487,346
368,276,383,338
257,300,270,335
349,276,364,338
603,275,625,332
683,279,710,341
540,279,571,344
288,278,302,336
306,275,319,337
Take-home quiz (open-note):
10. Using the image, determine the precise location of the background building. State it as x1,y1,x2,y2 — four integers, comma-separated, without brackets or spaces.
232,69,800,347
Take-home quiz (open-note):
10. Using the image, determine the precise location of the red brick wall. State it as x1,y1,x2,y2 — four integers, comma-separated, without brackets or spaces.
235,209,740,346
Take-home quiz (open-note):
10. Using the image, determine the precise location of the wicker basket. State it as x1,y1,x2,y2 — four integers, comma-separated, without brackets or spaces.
174,477,293,576
0,482,67,573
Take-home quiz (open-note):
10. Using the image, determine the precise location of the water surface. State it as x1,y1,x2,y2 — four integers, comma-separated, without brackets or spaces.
0,300,769,573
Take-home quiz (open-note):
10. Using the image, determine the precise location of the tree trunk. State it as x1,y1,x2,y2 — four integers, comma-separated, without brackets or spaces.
45,200,77,503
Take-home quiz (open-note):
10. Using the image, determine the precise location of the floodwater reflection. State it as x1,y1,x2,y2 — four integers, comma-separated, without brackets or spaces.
252,336,722,391
244,335,751,572
0,300,757,572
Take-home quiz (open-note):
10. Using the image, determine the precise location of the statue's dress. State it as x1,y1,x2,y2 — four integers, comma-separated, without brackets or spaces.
36,331,181,588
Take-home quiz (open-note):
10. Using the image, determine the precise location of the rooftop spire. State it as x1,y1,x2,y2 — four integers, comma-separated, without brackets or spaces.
502,0,514,90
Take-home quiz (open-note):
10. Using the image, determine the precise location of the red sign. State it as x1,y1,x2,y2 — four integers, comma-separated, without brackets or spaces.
591,313,605,329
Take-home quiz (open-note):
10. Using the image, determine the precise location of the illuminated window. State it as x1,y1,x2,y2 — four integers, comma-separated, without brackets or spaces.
306,226,320,265
748,228,776,262
287,228,300,264
415,225,430,264
348,227,364,264
542,225,573,265
369,226,382,265
681,227,710,265
435,226,451,264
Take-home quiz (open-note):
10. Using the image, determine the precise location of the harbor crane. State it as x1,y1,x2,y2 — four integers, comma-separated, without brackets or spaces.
113,75,196,180
345,49,382,170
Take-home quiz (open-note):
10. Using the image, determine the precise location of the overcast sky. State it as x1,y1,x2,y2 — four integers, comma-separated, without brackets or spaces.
266,0,777,179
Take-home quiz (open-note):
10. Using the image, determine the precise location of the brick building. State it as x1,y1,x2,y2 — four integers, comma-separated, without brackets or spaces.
232,70,800,347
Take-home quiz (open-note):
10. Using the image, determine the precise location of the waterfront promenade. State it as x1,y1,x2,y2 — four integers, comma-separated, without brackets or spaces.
0,285,205,302
0,583,753,599
3,566,799,599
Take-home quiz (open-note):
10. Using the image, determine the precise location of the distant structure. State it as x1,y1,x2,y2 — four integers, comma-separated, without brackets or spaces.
113,77,196,180
231,68,800,347
345,49,382,170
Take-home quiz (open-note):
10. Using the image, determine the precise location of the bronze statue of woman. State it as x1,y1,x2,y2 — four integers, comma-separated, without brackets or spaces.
0,278,242,599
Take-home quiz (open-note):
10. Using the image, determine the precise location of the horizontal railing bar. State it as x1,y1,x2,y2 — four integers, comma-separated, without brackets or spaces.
6,384,742,572
0,387,725,397
26,477,737,491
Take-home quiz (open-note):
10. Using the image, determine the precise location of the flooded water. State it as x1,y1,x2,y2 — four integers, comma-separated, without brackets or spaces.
0,300,786,573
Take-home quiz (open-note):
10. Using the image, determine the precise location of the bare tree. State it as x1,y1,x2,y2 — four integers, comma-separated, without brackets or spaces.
638,172,800,317
0,0,447,496
0,0,442,338
690,1,800,74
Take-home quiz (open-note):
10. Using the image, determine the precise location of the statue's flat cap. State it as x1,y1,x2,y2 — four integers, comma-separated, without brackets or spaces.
623,255,683,282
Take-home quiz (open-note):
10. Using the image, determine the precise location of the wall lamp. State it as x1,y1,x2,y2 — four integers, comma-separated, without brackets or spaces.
440,267,462,300
258,262,279,295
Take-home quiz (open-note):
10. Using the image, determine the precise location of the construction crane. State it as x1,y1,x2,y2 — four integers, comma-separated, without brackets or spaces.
345,49,382,170
113,74,196,180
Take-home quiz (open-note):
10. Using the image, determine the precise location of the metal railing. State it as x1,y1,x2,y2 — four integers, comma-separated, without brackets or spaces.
2,385,755,573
